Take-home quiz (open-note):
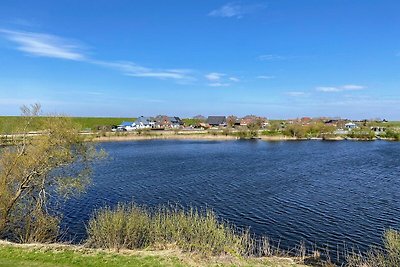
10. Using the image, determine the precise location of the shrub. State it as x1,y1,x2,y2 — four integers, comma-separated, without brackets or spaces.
384,129,400,141
347,128,376,140
86,203,251,256
86,204,151,251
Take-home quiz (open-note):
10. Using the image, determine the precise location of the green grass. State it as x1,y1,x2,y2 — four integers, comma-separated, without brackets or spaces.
0,243,305,267
0,244,185,267
71,117,135,130
0,116,133,133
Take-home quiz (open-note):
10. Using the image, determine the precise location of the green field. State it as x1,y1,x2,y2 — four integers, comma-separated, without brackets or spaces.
0,243,304,267
0,116,134,133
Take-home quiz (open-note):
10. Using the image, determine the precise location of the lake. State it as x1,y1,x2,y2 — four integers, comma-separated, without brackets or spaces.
61,140,400,256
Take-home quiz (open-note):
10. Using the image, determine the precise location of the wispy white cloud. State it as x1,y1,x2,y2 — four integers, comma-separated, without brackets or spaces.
0,29,85,60
205,72,225,81
257,75,275,79
205,73,239,87
208,2,266,18
316,86,340,92
286,91,307,97
341,84,365,90
0,29,194,81
258,54,286,61
208,82,230,87
316,84,366,93
91,60,192,80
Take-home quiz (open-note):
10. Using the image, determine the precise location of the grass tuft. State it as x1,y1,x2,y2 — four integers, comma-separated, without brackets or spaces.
86,203,263,257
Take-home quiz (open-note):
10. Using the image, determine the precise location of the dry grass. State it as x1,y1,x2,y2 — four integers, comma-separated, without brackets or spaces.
86,204,248,256
346,229,400,267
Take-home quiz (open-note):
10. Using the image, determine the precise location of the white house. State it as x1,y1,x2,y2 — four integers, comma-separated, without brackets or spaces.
345,122,358,130
133,116,155,129
118,121,135,131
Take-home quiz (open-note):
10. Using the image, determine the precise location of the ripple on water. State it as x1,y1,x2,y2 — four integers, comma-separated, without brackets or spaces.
61,140,400,254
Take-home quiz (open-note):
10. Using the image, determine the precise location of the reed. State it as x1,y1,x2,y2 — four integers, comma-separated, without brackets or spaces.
86,203,271,257
346,229,400,267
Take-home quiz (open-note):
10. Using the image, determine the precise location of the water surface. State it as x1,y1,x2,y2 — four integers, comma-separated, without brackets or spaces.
62,140,400,254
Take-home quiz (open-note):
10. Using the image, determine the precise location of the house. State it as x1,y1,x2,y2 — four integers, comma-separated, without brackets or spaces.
240,115,257,126
154,115,183,129
169,117,184,128
286,117,312,125
118,121,135,131
371,126,386,133
206,116,226,127
324,119,339,126
133,116,155,129
345,122,358,130
300,117,312,125
240,115,267,127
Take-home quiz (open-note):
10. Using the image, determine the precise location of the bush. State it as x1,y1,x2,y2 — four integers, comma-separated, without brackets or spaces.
261,130,281,136
0,104,104,243
86,203,250,256
384,129,400,141
347,129,376,140
86,204,152,251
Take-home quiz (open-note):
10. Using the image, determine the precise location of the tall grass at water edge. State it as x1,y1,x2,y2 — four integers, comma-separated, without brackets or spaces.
86,203,280,257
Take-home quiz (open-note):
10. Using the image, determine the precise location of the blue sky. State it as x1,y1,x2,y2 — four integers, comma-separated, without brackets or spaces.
0,0,399,119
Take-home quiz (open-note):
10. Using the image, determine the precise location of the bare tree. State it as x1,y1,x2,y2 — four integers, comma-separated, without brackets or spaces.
0,104,104,242
226,115,238,128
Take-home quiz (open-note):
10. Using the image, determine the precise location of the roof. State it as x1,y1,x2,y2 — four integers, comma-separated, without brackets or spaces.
206,116,226,125
169,117,183,124
135,116,152,125
120,121,134,127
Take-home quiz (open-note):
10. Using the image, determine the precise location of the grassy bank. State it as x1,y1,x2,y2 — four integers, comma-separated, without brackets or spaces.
0,116,132,133
0,241,305,267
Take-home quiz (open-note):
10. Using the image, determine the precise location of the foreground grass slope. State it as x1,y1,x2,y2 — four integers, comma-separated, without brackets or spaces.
0,242,304,267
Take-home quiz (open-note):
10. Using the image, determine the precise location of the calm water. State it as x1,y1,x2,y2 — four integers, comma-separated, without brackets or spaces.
62,140,400,254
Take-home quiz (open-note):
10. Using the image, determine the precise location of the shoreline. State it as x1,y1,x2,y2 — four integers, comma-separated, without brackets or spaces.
91,132,396,142
1,131,396,144
92,133,307,142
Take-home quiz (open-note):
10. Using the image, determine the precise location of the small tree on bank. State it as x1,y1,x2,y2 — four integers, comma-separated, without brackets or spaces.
0,104,104,242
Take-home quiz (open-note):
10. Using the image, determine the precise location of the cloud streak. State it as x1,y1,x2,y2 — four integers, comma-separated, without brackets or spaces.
209,2,266,18
316,84,366,92
90,60,193,80
286,91,307,97
0,29,194,81
205,72,225,81
208,82,230,87
258,54,286,61
0,29,85,60
257,75,275,79
205,72,239,87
